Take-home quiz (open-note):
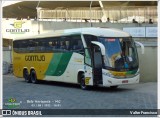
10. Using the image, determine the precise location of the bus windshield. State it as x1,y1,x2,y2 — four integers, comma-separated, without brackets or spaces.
99,37,139,71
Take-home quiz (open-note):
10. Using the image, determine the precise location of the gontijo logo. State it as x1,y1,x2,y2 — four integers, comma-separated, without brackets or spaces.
6,21,30,34
11,21,24,28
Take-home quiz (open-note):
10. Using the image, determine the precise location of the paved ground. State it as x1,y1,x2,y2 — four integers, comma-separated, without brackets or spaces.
3,74,157,110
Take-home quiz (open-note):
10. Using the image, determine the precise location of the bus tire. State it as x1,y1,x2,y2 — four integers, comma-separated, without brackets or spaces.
30,70,38,84
23,69,31,83
110,86,118,89
80,74,88,90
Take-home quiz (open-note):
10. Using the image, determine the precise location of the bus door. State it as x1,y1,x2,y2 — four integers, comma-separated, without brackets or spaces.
91,44,103,85
84,46,103,86
84,48,94,86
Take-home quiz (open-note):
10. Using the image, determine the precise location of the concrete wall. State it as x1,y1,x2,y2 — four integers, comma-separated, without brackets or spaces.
34,21,157,31
3,49,12,74
137,46,157,82
3,50,12,63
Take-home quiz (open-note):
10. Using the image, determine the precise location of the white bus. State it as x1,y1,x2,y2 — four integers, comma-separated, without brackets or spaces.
12,27,144,89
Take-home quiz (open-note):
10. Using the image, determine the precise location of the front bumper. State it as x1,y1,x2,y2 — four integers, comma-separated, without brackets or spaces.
102,74,140,86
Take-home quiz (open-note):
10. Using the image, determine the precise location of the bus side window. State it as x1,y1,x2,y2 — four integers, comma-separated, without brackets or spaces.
20,40,28,53
43,37,62,52
83,35,98,48
59,36,70,52
65,40,70,50
70,35,83,53
49,41,56,49
36,40,44,52
60,41,66,50
46,38,58,52
39,38,54,52
13,40,20,52
13,41,18,52
28,40,36,52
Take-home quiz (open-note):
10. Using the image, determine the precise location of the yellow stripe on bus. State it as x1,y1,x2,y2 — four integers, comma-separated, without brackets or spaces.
109,71,126,77
13,52,53,80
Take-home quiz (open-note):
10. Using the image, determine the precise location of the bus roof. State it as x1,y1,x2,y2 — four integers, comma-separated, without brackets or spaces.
13,27,131,40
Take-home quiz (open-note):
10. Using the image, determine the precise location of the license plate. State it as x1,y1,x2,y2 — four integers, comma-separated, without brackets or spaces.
122,80,128,83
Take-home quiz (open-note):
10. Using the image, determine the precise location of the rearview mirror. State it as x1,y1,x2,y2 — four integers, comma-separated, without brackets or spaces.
135,41,145,54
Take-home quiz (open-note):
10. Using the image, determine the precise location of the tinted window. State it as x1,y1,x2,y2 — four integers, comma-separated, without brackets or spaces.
83,35,98,47
13,35,84,53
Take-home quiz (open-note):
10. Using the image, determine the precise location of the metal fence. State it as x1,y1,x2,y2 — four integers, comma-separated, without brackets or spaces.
37,6,157,23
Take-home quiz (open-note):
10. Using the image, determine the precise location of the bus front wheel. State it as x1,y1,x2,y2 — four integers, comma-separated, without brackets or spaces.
23,69,31,83
30,70,38,84
80,74,88,90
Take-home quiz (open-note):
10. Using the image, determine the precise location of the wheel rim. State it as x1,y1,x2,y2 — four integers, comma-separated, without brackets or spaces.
31,71,36,82
81,77,86,89
24,71,29,81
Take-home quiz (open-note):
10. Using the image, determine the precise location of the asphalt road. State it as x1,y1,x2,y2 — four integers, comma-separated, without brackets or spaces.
3,74,157,111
